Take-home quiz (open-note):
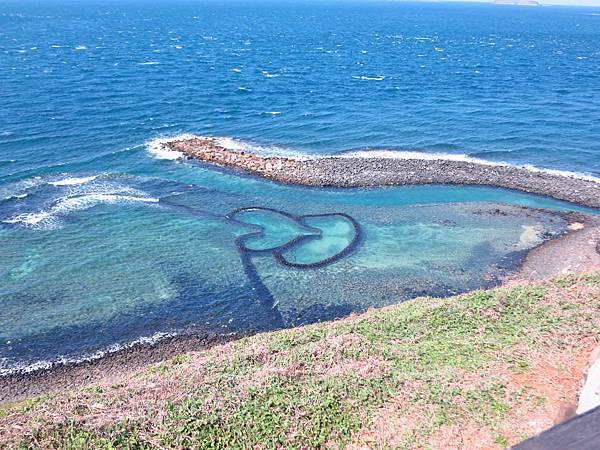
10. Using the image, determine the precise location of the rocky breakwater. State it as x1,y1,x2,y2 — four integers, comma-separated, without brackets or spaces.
165,137,600,209
166,137,303,180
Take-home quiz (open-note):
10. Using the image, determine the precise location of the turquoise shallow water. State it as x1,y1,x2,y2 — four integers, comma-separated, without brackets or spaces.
0,0,599,372
0,170,595,372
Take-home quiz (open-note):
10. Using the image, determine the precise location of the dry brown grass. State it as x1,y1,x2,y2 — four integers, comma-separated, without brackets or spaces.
1,272,599,449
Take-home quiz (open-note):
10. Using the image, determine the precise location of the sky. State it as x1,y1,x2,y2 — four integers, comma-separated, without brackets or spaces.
441,0,600,5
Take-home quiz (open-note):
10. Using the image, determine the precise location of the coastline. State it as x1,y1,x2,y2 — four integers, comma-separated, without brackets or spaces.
510,216,600,283
2,212,598,404
2,138,598,404
162,136,600,209
3,271,599,448
0,332,241,404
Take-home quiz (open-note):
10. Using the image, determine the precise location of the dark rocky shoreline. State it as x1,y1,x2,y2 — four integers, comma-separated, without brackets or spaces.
165,137,600,209
0,332,241,404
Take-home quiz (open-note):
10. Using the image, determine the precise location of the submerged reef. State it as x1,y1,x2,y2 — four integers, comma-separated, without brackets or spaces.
164,137,600,208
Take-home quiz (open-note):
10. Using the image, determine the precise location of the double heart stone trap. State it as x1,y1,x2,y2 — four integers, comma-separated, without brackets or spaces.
227,207,362,269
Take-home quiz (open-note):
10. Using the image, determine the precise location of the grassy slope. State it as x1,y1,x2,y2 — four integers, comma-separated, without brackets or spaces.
1,273,599,449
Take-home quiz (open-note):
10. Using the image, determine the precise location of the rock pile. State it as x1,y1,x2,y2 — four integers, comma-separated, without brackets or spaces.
165,137,600,209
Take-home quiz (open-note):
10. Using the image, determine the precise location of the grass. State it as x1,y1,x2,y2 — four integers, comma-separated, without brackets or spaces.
1,272,599,449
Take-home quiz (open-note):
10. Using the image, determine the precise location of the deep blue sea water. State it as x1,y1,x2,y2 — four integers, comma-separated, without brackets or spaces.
1,0,599,372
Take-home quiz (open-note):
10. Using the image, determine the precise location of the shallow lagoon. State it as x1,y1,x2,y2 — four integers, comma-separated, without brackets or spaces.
0,163,593,373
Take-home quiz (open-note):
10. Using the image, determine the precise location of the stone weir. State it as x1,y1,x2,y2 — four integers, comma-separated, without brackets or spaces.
165,137,600,209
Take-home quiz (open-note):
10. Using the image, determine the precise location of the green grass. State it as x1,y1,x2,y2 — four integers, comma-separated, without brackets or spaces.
2,272,599,449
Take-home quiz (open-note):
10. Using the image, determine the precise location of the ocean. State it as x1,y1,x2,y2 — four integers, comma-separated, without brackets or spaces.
1,0,599,373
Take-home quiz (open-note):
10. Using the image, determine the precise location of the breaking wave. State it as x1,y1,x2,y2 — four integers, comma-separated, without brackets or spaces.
49,175,98,186
352,75,385,81
146,134,309,160
146,135,600,183
0,331,177,376
2,176,159,229
3,193,28,201
146,134,194,160
2,174,103,200
3,193,159,228
0,176,46,200
338,149,600,183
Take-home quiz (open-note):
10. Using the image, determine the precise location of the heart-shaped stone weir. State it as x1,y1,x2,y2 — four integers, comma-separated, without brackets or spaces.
228,207,361,268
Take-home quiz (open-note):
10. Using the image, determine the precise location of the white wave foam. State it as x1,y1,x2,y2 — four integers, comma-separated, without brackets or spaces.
1,174,102,200
3,192,28,201
4,211,51,226
146,134,198,160
521,165,600,183
3,194,158,228
0,331,177,376
139,61,160,65
353,75,385,81
213,136,246,151
213,136,309,159
144,135,599,183
338,149,600,182
147,134,309,160
74,45,87,50
0,176,45,200
3,180,159,230
49,175,98,186
340,149,504,164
